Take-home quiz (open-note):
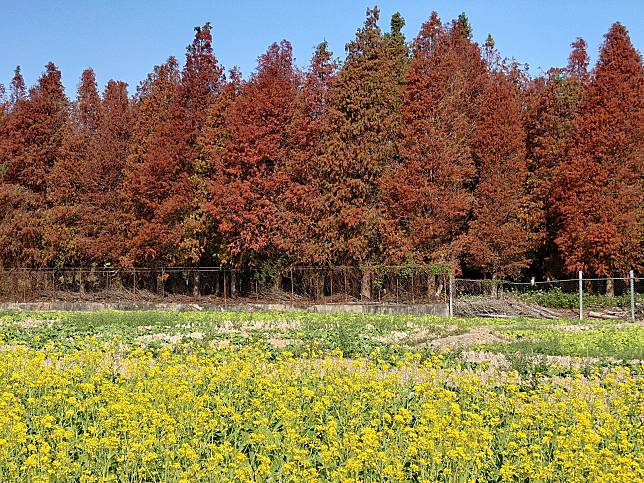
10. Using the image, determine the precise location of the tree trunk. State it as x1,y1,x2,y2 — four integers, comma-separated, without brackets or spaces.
78,270,85,295
193,271,200,297
361,267,371,301
217,272,226,297
290,269,294,300
156,271,161,295
606,277,614,297
273,272,282,292
435,275,444,297
230,270,237,298
427,274,435,299
312,271,323,301
161,269,165,297
491,273,499,298
183,270,190,296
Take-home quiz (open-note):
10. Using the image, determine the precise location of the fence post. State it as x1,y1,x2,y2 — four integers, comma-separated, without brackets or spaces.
448,274,454,317
578,270,583,321
630,270,636,321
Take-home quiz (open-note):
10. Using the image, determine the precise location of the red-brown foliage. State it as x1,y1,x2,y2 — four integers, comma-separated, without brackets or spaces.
315,7,407,267
554,23,643,276
0,63,68,267
126,24,224,266
0,16,640,282
46,75,131,266
524,40,589,275
277,42,337,265
9,66,26,105
465,68,532,278
46,68,102,265
85,80,131,263
205,41,299,268
123,57,180,242
382,14,487,267
1,63,68,193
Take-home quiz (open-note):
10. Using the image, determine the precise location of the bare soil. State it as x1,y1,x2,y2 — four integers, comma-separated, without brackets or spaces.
136,332,205,344
427,326,512,350
542,321,643,331
0,318,58,328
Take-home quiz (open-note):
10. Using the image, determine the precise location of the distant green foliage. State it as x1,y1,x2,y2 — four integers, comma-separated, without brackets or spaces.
517,288,633,309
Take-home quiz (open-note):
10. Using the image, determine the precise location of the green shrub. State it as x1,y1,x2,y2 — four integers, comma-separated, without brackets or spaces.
517,288,633,309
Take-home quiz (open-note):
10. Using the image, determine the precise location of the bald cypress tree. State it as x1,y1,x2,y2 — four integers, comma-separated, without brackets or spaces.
46,68,102,265
315,7,407,297
86,80,131,263
128,24,224,266
382,13,487,270
2,63,67,193
205,41,300,270
122,57,180,265
465,67,532,281
195,68,242,266
0,63,68,267
9,66,26,106
0,84,5,120
278,41,337,265
554,23,643,285
77,68,101,131
524,40,589,276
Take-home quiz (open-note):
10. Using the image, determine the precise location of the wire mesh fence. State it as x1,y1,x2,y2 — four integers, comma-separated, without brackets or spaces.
0,267,451,305
453,277,642,298
0,267,640,319
453,273,642,320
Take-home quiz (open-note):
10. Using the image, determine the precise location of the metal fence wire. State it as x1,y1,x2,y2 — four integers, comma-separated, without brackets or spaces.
453,277,643,298
453,272,642,320
0,267,450,305
0,268,640,320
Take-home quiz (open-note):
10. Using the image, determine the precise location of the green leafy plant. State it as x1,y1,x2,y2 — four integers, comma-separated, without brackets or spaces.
517,288,633,309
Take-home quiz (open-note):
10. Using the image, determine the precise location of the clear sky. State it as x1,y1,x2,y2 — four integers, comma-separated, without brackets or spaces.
1,1,642,97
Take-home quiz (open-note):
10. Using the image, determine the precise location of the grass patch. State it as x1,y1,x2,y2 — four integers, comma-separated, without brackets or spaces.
1,309,640,362
479,326,644,360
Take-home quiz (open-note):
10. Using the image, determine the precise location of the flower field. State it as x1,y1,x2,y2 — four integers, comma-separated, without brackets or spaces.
0,310,642,482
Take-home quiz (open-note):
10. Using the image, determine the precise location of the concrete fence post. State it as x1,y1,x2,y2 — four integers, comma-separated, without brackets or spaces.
578,271,583,321
630,270,636,321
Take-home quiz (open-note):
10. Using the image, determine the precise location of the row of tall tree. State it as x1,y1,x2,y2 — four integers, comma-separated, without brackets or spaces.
0,8,642,287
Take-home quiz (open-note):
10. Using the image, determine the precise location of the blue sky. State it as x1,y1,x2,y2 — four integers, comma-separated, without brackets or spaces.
1,1,642,97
